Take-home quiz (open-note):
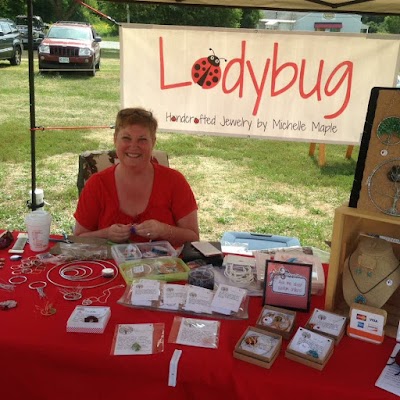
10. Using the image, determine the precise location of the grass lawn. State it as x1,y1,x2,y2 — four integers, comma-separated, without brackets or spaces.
0,50,360,253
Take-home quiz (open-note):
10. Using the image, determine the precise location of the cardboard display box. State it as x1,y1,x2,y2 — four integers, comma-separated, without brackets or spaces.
285,327,334,371
255,305,296,340
233,326,282,369
325,205,400,338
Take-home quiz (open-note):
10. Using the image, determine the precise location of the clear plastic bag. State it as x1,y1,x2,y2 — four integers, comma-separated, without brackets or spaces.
111,323,165,355
59,243,108,261
168,316,220,349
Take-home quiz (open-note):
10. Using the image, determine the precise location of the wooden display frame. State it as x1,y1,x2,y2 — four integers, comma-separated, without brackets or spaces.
325,205,400,338
233,326,282,369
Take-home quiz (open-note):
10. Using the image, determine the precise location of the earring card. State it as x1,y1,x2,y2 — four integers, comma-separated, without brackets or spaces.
305,308,347,345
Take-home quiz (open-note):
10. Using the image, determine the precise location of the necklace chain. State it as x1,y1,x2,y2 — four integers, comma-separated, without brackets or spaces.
82,284,124,305
348,251,400,295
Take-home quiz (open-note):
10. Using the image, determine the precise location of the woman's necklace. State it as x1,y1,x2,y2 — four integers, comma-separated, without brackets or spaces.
348,251,400,304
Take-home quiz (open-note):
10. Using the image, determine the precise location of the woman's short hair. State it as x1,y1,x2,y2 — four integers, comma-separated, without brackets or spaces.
114,107,158,140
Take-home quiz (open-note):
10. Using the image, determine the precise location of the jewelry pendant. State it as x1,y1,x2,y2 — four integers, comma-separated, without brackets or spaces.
355,294,367,304
307,349,319,359
244,335,259,346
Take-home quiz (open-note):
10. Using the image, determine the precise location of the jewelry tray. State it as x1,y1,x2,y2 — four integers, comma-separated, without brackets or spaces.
118,256,190,284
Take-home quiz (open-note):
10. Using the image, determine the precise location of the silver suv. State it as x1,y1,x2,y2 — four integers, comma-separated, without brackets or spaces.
15,15,47,49
0,18,23,65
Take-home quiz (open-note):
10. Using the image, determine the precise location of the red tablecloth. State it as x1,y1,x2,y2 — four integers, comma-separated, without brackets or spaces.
0,236,397,400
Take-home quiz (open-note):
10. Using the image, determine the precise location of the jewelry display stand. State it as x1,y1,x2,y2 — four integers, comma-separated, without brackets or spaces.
326,87,400,339
325,205,400,338
349,87,400,215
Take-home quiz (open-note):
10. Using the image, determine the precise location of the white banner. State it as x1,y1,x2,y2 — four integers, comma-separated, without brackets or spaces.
120,25,400,144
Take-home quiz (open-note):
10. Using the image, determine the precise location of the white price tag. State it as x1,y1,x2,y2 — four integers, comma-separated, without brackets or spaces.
211,284,246,315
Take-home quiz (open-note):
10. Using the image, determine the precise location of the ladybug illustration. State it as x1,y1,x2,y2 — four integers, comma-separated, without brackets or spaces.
191,48,226,89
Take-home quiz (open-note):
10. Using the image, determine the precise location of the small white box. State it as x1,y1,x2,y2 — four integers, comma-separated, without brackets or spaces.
67,306,111,334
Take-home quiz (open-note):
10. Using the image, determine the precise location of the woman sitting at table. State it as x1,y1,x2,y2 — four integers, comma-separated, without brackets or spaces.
74,107,199,246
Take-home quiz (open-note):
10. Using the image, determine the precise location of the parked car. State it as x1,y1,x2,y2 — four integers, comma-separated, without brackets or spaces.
38,21,101,76
15,15,47,49
0,17,23,65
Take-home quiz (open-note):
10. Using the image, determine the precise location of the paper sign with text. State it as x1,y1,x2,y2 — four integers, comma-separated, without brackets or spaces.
121,24,400,144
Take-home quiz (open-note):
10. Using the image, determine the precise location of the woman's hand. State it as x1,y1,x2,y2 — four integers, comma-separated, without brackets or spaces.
133,220,165,241
133,212,199,246
107,223,132,243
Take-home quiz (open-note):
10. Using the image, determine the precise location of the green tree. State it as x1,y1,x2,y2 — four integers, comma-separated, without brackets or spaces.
98,2,260,34
36,0,89,23
240,9,262,29
383,16,400,34
0,0,25,19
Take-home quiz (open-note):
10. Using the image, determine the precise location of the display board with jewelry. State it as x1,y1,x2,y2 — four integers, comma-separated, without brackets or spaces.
349,87,400,217
342,235,400,309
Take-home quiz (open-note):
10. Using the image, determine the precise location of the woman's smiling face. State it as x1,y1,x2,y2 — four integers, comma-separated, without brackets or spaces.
114,124,155,168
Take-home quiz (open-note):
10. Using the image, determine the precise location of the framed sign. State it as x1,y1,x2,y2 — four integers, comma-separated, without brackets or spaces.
263,260,312,312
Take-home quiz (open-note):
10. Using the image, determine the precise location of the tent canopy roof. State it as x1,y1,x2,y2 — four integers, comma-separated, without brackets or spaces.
102,0,400,15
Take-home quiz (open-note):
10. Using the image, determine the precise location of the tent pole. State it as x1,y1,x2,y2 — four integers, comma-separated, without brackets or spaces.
27,0,37,211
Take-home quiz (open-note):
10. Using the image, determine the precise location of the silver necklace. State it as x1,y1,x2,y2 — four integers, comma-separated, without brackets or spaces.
82,284,125,305
348,251,400,303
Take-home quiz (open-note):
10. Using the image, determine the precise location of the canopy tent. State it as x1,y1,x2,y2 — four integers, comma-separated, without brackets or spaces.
101,0,400,15
25,0,400,210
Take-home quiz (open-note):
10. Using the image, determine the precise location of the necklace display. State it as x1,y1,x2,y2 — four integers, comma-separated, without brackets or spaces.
349,89,400,214
347,251,400,305
367,92,400,216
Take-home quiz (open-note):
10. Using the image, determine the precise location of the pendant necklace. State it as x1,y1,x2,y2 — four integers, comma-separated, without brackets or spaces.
347,251,400,304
